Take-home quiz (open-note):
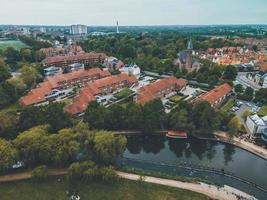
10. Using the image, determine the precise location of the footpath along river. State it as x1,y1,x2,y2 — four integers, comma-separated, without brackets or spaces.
119,135,267,200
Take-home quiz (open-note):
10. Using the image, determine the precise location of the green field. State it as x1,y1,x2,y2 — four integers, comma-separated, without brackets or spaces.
0,178,207,200
0,40,28,50
258,105,267,116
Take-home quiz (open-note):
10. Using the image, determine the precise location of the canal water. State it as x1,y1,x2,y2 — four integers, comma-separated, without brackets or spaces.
120,135,267,199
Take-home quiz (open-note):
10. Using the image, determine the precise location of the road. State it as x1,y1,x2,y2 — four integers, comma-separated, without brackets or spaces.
235,72,261,90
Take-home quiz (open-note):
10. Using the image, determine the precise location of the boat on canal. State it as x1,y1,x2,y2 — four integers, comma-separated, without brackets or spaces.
166,131,188,139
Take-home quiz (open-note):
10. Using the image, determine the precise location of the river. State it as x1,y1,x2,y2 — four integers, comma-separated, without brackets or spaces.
119,135,267,199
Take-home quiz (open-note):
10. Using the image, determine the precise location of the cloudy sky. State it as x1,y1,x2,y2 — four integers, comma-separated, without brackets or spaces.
1,0,267,25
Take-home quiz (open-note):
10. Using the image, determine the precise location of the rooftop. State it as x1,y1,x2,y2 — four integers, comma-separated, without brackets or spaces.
199,83,232,106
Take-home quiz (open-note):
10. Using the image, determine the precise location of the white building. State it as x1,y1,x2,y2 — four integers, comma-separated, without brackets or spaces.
246,114,267,138
70,24,87,35
120,64,141,78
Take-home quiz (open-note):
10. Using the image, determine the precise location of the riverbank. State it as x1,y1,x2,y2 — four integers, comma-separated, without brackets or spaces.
0,169,257,200
213,131,267,160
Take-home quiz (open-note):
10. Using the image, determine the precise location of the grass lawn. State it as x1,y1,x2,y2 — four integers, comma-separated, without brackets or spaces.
170,95,183,103
221,99,235,112
0,177,207,200
0,40,28,50
114,88,134,99
258,105,267,116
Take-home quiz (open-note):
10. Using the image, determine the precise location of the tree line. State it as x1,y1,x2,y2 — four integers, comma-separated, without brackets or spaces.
0,122,126,173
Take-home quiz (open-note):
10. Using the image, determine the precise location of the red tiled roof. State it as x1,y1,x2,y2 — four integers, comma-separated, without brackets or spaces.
199,83,232,106
20,68,110,106
44,52,107,66
65,74,138,115
259,62,267,72
137,77,186,105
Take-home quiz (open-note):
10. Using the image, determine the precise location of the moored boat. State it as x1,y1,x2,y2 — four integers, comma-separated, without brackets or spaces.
166,131,188,139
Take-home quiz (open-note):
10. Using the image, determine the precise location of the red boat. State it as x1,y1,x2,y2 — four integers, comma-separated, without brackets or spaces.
166,131,188,139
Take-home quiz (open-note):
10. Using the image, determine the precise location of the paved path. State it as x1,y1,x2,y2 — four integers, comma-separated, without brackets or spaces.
215,131,267,160
117,172,256,200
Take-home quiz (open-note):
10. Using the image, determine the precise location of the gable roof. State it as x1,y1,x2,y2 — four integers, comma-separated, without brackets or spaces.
199,83,232,106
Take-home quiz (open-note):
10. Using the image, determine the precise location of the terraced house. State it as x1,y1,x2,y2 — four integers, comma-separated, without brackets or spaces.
136,77,186,105
20,68,111,106
65,73,138,116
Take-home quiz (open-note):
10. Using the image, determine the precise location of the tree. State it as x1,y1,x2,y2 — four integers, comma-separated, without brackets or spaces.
68,161,96,180
84,101,107,129
0,59,11,83
227,116,242,137
93,131,127,164
240,87,254,101
14,125,52,166
32,165,48,182
142,99,165,132
192,101,220,136
0,110,19,139
223,65,237,81
125,103,143,130
242,110,251,121
234,84,243,93
51,128,80,166
254,88,267,104
0,139,18,172
18,65,39,87
169,109,195,133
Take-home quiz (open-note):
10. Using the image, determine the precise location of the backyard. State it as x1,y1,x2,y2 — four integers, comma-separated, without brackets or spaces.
0,177,207,200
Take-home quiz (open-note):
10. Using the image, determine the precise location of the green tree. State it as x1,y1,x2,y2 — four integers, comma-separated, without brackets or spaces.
14,125,52,166
192,101,220,136
223,65,237,81
0,139,18,172
227,116,242,137
84,101,107,129
169,109,195,133
93,131,127,164
234,84,243,93
254,88,267,104
99,166,118,183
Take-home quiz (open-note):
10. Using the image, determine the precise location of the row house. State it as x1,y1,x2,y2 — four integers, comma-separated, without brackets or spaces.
136,77,186,105
198,83,233,108
43,52,107,68
40,44,84,57
20,68,111,106
65,74,138,116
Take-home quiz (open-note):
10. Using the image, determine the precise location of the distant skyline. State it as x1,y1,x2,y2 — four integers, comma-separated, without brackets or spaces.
1,0,267,26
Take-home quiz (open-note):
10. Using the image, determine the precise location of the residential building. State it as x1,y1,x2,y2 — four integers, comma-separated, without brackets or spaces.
70,24,87,35
40,44,84,57
65,73,138,116
20,68,111,106
198,83,233,108
120,63,141,78
43,52,107,67
103,57,124,70
136,77,186,105
246,115,267,138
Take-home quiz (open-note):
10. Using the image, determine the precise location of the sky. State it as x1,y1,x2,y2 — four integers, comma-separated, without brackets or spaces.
0,0,267,26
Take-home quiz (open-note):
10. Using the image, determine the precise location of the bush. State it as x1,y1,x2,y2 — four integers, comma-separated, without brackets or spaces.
32,165,48,182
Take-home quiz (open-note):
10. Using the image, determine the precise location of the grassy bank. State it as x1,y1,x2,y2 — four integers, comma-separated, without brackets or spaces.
0,177,207,200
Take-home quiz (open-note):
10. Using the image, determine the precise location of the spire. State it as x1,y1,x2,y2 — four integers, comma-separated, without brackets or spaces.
187,39,193,50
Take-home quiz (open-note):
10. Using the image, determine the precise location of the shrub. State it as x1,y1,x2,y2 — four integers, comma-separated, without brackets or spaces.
32,165,48,182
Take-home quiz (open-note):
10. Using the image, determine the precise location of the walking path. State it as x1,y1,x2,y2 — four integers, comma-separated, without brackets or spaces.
117,172,257,200
215,131,267,160
0,169,256,200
